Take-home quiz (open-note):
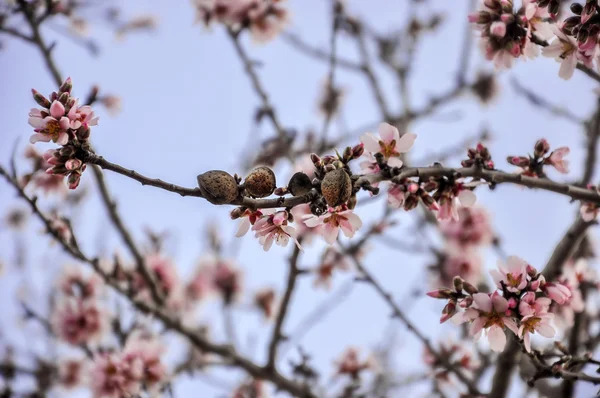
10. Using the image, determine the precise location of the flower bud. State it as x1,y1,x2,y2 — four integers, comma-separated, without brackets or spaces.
403,194,419,211
347,195,357,210
244,166,276,198
440,301,457,323
427,289,453,299
31,89,51,108
59,77,73,94
453,276,464,292
230,207,244,220
274,187,287,196
324,164,336,173
310,153,321,165
77,126,90,141
352,143,364,158
507,297,517,309
526,264,537,277
197,170,239,205
462,281,478,295
534,139,550,158
287,172,313,196
460,296,473,308
321,168,352,207
343,146,352,161
461,159,474,167
58,92,70,105
507,156,530,167
467,148,477,159
571,3,583,14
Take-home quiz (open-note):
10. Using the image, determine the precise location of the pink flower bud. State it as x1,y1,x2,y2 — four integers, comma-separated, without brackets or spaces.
427,289,453,299
59,77,73,94
526,264,537,277
507,297,517,309
352,143,364,158
453,276,464,292
490,21,506,38
462,281,478,295
534,139,550,158
310,153,321,165
440,301,457,323
31,89,51,108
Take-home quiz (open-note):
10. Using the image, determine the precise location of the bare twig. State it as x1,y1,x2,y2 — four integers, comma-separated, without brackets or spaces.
267,243,302,369
281,32,363,72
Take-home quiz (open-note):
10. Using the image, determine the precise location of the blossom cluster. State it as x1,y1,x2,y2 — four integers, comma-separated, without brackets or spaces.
51,265,109,346
28,78,98,189
507,138,570,176
432,206,494,288
469,0,600,79
91,331,167,398
192,0,289,42
428,256,571,352
422,339,480,392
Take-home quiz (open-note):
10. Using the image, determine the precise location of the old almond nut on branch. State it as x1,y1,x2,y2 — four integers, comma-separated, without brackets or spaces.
287,171,313,196
321,168,352,207
197,170,239,205
244,166,276,198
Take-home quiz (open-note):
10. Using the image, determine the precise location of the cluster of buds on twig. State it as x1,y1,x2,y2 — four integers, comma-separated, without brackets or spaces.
387,178,438,212
28,78,98,190
562,1,600,49
426,175,478,222
428,256,572,353
507,138,570,177
192,0,288,43
461,142,495,170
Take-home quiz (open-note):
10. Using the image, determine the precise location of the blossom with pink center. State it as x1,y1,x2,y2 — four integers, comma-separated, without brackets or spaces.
461,293,518,352
545,146,570,174
90,353,139,398
437,245,483,288
122,330,167,388
334,347,375,380
542,24,579,80
518,314,555,353
543,281,572,304
360,123,416,168
518,291,551,317
436,187,477,222
439,206,493,247
303,207,362,245
51,297,108,345
313,247,352,289
28,101,71,145
235,208,269,237
490,256,528,293
252,210,301,251
67,100,99,130
387,183,406,208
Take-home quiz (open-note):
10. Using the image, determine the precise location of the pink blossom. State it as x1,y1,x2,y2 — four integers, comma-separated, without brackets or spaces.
387,183,406,208
313,247,352,289
489,21,506,38
581,201,600,221
490,256,528,293
235,208,269,237
186,255,216,302
90,353,138,398
461,293,518,352
212,258,243,303
542,24,579,80
57,264,104,299
436,188,477,222
28,101,70,145
290,204,322,243
232,379,267,398
133,254,180,299
303,207,362,245
67,100,99,130
518,314,555,353
439,206,493,247
51,297,108,345
122,330,167,387
334,347,375,379
252,210,302,251
360,123,416,168
58,358,85,389
543,281,572,304
254,288,277,320
438,245,483,287
545,146,570,174
518,291,551,317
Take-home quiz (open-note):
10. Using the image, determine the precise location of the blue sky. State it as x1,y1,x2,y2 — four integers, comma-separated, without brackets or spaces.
1,0,599,396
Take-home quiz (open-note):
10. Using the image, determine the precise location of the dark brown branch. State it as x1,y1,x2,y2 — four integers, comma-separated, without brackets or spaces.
0,165,316,398
350,257,482,397
228,29,287,139
281,31,363,72
267,243,302,369
90,166,163,304
580,98,600,187
488,337,520,398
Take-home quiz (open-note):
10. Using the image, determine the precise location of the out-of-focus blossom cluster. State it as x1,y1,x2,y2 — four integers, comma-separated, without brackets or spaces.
28,78,99,189
192,0,289,43
51,265,108,346
334,347,376,381
21,146,67,195
428,256,571,353
91,331,167,398
422,338,480,394
432,206,494,288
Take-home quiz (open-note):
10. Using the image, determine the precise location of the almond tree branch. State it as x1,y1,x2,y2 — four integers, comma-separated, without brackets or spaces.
228,28,287,140
579,98,600,187
90,166,163,304
267,243,302,369
0,165,317,398
349,257,483,397
83,149,600,209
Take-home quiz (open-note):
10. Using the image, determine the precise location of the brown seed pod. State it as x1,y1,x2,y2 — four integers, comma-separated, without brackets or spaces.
287,172,313,196
197,170,239,205
321,168,352,207
244,166,276,198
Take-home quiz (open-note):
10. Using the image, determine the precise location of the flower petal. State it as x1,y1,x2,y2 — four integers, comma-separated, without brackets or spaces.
378,123,399,143
473,293,492,312
395,133,416,153
488,325,507,352
360,133,381,153
458,190,477,207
